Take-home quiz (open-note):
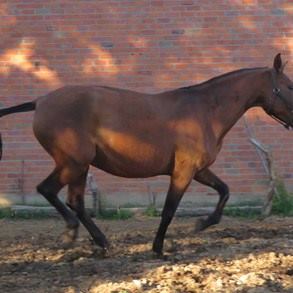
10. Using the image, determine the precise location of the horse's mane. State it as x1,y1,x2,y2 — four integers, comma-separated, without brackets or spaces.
180,67,268,91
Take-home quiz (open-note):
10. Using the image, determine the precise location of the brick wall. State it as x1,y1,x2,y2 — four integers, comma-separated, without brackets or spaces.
0,0,292,206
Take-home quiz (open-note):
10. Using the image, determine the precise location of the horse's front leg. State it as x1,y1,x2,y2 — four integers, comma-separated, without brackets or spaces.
152,158,195,256
193,168,229,231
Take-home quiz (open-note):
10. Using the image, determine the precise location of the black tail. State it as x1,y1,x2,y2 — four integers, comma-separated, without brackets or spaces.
0,101,36,118
0,101,36,160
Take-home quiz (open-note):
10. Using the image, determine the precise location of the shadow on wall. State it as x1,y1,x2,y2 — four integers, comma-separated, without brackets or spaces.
0,1,292,94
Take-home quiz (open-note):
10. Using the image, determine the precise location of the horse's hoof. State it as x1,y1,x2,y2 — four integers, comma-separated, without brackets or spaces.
152,251,162,258
90,237,110,249
151,251,169,261
90,237,111,257
58,238,74,249
101,246,111,258
152,246,166,260
194,218,208,232
92,244,111,258
58,228,78,249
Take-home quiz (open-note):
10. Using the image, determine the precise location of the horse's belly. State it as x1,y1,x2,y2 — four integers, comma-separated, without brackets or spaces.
91,149,169,178
92,130,172,178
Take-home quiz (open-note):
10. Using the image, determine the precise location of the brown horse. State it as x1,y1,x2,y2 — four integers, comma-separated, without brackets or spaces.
0,53,292,255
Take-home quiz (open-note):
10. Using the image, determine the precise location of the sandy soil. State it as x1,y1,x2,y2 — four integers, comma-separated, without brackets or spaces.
0,215,292,293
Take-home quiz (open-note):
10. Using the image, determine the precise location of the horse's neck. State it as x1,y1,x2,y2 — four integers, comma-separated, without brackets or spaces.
206,71,265,140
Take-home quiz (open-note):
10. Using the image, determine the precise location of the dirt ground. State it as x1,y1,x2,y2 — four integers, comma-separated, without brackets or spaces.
0,215,292,293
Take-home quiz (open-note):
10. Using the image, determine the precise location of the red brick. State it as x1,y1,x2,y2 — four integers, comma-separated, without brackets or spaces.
0,0,292,200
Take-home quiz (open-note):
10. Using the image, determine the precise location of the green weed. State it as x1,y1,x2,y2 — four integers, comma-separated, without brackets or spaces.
272,180,293,216
144,205,159,217
97,208,133,220
0,207,12,218
223,207,261,218
0,208,52,219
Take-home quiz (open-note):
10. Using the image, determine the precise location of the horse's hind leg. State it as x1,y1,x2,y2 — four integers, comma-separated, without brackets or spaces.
37,168,79,246
194,168,229,231
66,172,109,251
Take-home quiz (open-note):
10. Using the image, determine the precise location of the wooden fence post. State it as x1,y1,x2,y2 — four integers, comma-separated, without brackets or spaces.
243,116,278,217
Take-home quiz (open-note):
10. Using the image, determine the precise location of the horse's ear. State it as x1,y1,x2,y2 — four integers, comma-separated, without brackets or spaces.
281,60,288,72
273,53,282,72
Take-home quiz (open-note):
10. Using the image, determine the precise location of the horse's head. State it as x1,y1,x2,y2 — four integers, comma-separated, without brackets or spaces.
263,53,293,129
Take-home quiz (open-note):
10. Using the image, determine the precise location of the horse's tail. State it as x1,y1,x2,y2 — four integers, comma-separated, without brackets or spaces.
0,101,36,160
0,101,36,118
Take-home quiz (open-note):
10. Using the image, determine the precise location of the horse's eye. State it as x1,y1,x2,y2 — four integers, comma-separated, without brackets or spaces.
289,85,293,90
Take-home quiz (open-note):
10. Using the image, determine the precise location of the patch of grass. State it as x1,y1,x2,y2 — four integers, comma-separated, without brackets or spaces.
119,202,145,208
272,180,293,216
144,205,159,217
21,202,51,207
224,207,261,218
0,207,12,218
0,208,53,219
12,210,52,219
227,199,264,207
97,208,133,220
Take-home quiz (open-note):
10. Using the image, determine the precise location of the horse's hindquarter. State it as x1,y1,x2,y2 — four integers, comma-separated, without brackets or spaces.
33,87,99,165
